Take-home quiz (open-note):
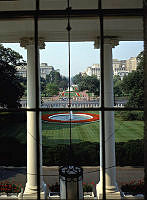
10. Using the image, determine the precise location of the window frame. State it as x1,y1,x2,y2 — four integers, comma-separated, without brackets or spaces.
0,1,145,199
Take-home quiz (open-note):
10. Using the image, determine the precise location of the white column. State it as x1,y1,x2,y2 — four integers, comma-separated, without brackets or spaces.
20,38,46,199
95,38,121,199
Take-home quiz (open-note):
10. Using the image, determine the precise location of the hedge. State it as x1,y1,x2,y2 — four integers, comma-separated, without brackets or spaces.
0,138,143,166
43,139,144,166
118,111,144,121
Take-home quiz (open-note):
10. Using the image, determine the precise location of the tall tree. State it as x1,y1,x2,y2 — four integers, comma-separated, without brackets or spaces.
72,73,100,96
45,83,59,96
121,51,144,108
46,70,68,92
72,73,83,85
113,75,123,97
46,71,61,84
0,44,25,108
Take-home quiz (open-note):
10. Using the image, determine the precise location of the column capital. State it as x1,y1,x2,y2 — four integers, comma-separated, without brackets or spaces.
94,37,119,49
20,37,45,49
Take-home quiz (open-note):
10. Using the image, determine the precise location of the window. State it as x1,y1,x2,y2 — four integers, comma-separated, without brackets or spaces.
0,0,146,199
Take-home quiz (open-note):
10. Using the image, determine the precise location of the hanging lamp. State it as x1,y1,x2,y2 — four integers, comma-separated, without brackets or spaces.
59,1,83,199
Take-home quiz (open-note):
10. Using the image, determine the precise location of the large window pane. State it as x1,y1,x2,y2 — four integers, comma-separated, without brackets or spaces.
103,16,144,108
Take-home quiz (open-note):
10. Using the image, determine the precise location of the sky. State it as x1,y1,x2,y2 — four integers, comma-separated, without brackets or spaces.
3,41,144,77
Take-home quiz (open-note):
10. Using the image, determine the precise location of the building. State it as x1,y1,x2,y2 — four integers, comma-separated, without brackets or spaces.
83,64,100,79
84,57,137,80
16,63,60,79
113,57,137,79
40,63,54,79
113,59,129,79
126,57,137,72
16,64,27,78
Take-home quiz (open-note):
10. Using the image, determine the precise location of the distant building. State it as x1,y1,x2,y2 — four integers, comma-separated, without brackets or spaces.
40,63,54,79
125,57,137,72
16,64,27,78
16,63,60,79
113,57,137,79
83,57,137,80
83,64,100,79
113,59,129,80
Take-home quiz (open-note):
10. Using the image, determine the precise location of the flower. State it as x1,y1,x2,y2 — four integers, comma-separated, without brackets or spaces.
121,179,144,195
91,182,95,185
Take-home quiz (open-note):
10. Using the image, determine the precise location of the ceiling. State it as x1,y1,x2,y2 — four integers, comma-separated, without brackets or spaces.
0,0,143,43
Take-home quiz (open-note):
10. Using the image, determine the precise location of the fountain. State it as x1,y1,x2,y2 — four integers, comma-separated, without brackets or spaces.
42,111,99,124
70,111,73,120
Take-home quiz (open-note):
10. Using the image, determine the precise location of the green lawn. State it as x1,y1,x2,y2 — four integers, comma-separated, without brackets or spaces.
42,111,144,146
0,111,144,166
0,111,144,146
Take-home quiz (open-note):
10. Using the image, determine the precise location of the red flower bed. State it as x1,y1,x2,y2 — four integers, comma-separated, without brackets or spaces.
121,179,144,195
0,182,23,193
42,112,99,123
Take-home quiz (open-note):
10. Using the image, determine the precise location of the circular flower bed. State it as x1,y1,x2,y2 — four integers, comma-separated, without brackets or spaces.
42,112,99,124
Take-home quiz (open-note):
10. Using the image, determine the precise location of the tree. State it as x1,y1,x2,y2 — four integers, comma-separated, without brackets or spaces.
19,76,27,96
72,73,100,96
72,73,83,85
59,77,68,90
40,77,46,97
45,83,59,96
121,51,144,108
46,71,61,84
113,75,123,101
46,71,68,91
0,44,25,108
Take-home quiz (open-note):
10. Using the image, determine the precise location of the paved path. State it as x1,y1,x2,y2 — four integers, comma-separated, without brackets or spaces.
0,166,144,194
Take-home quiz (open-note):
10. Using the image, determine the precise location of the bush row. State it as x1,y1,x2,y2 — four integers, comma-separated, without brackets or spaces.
43,139,144,166
121,180,144,195
0,138,143,166
118,111,144,121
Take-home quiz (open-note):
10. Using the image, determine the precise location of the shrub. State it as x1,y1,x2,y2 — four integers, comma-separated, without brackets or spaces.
119,111,144,121
116,140,144,166
0,182,23,193
83,183,93,192
48,182,60,192
48,182,95,193
43,140,143,166
121,180,144,195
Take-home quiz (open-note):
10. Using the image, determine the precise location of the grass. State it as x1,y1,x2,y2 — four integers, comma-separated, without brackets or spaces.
42,121,99,146
0,111,144,146
0,111,144,166
42,111,144,146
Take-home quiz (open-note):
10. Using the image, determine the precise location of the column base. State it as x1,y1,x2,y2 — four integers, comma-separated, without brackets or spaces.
18,183,47,199
96,183,122,199
97,192,122,200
